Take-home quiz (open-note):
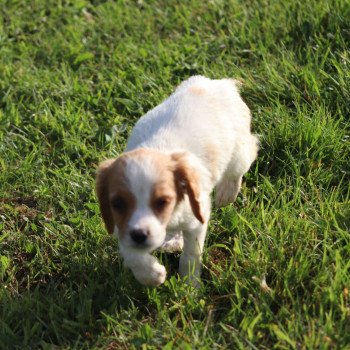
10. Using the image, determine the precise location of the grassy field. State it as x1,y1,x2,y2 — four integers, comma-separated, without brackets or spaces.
1,0,350,348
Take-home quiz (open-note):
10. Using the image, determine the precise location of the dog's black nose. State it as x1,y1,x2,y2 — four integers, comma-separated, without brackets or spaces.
130,229,148,245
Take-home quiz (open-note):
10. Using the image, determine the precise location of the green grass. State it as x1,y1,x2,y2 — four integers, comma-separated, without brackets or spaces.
1,0,349,348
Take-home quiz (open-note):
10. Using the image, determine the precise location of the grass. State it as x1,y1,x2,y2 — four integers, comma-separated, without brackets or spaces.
0,0,349,348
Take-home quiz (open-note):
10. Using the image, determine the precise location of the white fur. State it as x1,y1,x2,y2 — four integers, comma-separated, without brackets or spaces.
117,76,258,287
160,232,184,253
121,158,167,250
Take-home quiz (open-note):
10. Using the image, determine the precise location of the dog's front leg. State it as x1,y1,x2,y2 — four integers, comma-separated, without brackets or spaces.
120,246,166,287
179,222,208,287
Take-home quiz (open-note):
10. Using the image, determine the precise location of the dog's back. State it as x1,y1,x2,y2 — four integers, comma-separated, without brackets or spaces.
126,76,258,186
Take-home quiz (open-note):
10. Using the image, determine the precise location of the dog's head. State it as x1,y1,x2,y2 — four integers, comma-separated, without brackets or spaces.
96,148,204,250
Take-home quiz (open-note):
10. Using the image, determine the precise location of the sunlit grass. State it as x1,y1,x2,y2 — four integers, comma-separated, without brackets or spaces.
0,0,349,348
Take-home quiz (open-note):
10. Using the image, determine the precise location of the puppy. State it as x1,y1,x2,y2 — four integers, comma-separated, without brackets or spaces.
96,76,258,287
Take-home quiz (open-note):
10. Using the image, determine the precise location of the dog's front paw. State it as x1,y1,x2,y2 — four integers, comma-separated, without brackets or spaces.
133,263,167,287
161,232,184,253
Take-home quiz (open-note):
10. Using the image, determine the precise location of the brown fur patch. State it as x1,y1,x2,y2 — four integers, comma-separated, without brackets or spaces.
96,157,136,235
172,153,205,224
150,182,177,224
188,85,206,95
109,190,136,239
96,159,118,234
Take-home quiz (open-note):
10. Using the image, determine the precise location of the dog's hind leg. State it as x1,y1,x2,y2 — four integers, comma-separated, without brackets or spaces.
215,134,258,207
215,173,242,207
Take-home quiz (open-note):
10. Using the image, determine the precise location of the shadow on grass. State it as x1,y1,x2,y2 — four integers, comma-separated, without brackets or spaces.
0,245,152,349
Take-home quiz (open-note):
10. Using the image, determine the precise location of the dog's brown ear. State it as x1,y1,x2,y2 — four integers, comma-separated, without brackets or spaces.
172,153,205,224
96,159,115,234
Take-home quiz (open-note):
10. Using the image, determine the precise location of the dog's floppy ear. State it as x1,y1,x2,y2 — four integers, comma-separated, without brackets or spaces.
96,159,115,234
172,153,205,224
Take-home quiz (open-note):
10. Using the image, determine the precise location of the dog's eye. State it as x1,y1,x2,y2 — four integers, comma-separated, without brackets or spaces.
111,197,127,212
154,197,169,210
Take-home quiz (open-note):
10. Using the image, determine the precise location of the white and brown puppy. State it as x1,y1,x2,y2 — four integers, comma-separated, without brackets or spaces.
96,76,258,287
